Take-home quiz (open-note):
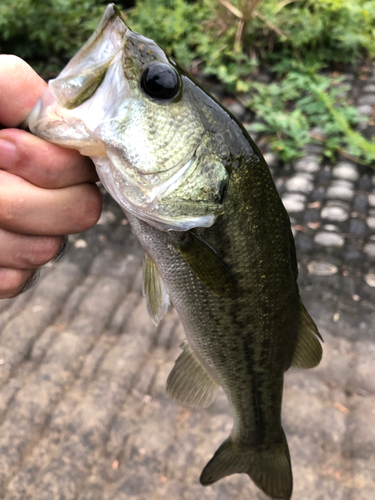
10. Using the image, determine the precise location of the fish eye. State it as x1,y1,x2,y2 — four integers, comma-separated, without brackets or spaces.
140,63,180,101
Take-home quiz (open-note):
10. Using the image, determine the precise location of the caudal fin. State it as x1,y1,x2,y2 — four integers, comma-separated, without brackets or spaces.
200,431,292,500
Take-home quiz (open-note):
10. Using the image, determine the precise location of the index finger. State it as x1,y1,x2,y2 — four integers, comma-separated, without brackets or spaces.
0,55,99,186
0,55,46,127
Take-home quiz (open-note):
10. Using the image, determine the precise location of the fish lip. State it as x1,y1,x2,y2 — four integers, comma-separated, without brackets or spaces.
25,87,61,137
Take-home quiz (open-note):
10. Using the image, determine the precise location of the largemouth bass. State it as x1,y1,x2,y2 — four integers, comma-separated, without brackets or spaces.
25,4,323,499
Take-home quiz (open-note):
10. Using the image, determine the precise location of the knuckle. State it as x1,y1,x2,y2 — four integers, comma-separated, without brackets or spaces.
0,172,24,224
29,236,64,266
76,184,103,231
0,199,17,227
0,268,33,299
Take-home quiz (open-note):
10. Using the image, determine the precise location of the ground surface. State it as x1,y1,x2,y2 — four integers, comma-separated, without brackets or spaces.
0,73,375,500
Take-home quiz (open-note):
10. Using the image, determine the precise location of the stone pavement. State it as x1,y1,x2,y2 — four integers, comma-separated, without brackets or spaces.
1,86,375,500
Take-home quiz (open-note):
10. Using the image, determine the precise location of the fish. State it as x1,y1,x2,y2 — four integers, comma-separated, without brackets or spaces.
25,4,323,499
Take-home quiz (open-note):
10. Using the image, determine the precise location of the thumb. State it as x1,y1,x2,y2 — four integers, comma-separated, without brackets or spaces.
0,55,47,127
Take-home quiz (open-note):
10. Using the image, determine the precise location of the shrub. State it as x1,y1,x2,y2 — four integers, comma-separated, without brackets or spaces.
1,0,374,163
0,0,103,75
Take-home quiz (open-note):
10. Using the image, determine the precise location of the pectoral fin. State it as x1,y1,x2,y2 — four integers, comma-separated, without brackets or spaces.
174,231,237,297
291,300,323,369
166,341,219,408
142,253,170,326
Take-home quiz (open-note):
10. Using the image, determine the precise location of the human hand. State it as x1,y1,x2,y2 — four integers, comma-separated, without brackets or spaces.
0,55,103,299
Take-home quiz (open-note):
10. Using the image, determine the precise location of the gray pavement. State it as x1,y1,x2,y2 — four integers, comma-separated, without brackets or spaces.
1,77,375,499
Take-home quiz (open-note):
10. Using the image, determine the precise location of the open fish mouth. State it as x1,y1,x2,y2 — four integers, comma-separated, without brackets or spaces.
26,5,131,155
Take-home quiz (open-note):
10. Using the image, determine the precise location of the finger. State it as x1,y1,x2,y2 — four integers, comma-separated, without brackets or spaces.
0,56,99,187
0,170,102,235
0,55,46,127
0,228,65,269
0,128,99,187
0,267,37,299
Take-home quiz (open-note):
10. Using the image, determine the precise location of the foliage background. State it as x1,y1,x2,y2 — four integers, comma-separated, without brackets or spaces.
0,0,374,164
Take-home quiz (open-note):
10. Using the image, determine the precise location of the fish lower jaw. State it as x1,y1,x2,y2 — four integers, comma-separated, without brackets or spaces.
93,157,218,231
76,143,108,157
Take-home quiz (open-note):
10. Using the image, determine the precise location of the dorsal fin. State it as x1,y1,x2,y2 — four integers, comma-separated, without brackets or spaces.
173,231,237,297
291,299,323,369
166,341,219,408
142,253,170,326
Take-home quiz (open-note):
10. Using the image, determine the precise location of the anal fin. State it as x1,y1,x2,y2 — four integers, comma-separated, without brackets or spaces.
166,341,219,408
291,300,323,369
142,253,170,326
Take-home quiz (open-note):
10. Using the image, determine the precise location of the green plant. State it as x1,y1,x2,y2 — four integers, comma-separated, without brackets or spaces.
2,0,374,164
203,0,375,66
313,83,375,164
242,70,373,162
125,0,208,67
128,0,375,164
0,0,103,75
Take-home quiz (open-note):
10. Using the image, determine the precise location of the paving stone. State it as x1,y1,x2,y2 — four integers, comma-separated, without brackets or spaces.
364,273,375,287
294,156,320,173
285,173,314,193
282,193,306,212
223,100,247,120
332,162,359,181
368,191,375,207
321,204,349,222
326,180,355,201
342,74,355,82
303,143,325,155
309,126,325,138
322,224,340,232
97,210,117,225
314,231,345,247
263,152,279,168
363,84,375,93
307,261,338,276
358,94,375,106
357,104,373,116
363,242,375,258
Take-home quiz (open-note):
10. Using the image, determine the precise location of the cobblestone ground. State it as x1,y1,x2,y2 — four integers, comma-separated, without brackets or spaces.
1,73,375,499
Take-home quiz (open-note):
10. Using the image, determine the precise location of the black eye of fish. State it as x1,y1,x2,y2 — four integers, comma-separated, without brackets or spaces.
140,63,180,100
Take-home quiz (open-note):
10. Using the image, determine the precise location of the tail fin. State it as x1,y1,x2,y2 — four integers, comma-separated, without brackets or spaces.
200,430,292,500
